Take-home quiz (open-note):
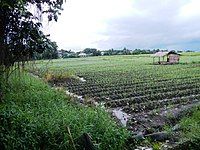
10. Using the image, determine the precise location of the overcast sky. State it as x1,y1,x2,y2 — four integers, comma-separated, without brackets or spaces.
44,0,200,51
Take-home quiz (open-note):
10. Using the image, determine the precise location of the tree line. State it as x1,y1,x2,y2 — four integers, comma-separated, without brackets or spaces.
57,48,166,58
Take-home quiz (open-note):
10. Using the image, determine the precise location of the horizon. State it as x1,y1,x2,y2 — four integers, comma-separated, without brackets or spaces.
57,48,200,53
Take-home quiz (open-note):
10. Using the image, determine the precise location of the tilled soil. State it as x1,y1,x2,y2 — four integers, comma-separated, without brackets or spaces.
50,77,200,149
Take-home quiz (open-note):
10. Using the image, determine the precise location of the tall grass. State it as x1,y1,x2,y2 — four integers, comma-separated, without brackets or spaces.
0,73,129,150
179,106,200,149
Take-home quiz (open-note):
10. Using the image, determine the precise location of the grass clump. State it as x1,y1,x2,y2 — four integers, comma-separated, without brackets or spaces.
179,106,200,149
0,73,129,150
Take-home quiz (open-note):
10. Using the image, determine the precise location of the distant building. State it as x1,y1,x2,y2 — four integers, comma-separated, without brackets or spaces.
78,53,87,57
101,51,105,55
57,50,63,58
152,51,180,64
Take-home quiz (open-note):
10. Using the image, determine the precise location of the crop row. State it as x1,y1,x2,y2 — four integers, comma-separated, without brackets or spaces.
77,66,200,82
77,83,200,100
67,75,200,87
123,94,200,114
67,77,200,95
105,88,200,108
67,82,200,102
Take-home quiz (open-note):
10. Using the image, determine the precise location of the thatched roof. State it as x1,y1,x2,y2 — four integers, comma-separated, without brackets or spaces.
152,51,180,57
153,52,169,57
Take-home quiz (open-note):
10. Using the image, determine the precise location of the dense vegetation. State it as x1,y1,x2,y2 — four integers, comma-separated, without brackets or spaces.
178,105,200,149
57,48,162,58
0,0,63,99
0,72,129,149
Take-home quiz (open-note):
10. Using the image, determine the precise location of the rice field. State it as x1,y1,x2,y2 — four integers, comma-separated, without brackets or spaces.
32,52,200,138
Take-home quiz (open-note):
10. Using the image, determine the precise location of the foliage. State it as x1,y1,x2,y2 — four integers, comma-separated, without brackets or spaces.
59,50,78,58
0,72,129,149
179,106,200,149
0,0,64,84
152,142,161,150
83,48,101,56
34,41,59,60
102,48,159,56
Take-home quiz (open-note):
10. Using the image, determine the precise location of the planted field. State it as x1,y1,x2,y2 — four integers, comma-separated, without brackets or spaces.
33,53,200,135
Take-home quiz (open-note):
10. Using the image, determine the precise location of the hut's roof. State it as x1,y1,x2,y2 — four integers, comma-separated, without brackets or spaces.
152,51,180,57
153,52,169,57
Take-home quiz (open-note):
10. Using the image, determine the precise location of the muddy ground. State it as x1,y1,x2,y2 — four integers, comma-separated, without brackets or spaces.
49,78,200,149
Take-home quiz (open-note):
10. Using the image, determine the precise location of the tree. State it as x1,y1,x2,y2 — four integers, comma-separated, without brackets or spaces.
83,48,97,54
83,48,101,56
0,0,64,74
0,0,65,100
34,40,59,60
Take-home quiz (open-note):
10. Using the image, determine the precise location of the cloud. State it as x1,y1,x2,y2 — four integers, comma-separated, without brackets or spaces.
47,0,200,51
97,0,200,50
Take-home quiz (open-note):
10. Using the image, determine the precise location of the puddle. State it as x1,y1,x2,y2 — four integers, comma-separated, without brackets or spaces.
112,108,130,126
66,90,84,102
95,102,106,108
135,147,153,150
65,90,72,96
79,77,86,82
77,76,86,82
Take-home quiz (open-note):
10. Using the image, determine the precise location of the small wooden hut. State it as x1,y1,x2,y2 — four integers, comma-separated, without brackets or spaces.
152,51,180,64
